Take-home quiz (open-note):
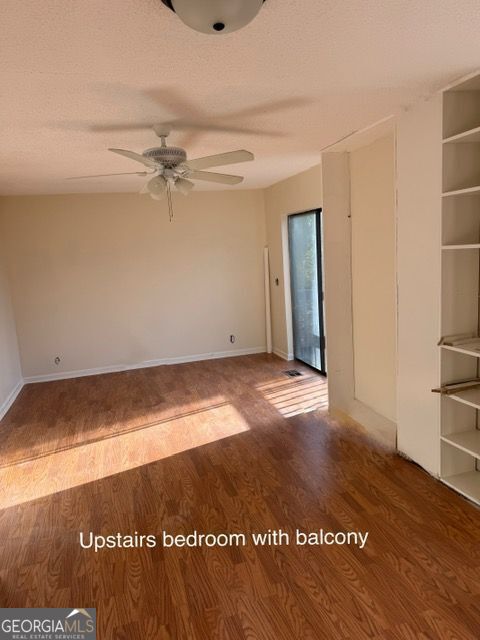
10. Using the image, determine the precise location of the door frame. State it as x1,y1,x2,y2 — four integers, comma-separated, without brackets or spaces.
287,208,326,375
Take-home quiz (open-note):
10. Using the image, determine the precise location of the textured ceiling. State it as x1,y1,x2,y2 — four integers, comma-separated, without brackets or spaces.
1,0,480,195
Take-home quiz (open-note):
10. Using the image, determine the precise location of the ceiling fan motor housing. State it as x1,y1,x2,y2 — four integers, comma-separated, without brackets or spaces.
143,146,187,167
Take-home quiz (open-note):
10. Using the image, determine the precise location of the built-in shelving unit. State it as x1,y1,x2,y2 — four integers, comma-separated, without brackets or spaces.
439,73,480,505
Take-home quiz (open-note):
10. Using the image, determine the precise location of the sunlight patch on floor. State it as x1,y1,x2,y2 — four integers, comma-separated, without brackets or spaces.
259,375,328,417
0,402,249,509
0,395,230,469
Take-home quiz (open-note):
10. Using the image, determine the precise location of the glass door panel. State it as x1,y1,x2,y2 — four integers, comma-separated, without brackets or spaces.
288,210,326,373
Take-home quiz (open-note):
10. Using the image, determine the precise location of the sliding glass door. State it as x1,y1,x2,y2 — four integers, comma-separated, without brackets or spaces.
288,210,326,374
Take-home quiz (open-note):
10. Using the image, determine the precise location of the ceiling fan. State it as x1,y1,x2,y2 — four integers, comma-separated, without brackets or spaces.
68,126,254,220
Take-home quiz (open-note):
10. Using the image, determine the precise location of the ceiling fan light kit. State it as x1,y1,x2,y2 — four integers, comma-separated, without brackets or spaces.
69,130,254,222
161,0,265,35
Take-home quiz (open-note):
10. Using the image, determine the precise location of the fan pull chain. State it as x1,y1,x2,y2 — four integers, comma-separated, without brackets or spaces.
167,181,174,222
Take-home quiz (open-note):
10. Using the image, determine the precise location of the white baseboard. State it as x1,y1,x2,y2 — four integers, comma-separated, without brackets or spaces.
273,348,294,361
0,379,24,421
23,347,267,384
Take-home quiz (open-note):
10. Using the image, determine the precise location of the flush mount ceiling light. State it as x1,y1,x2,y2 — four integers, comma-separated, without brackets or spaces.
161,0,265,35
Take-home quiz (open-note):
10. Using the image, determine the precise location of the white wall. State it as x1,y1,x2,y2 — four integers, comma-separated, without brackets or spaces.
350,135,397,422
396,95,442,475
320,143,397,448
0,248,22,418
264,164,323,359
263,151,396,447
321,152,355,410
0,190,267,379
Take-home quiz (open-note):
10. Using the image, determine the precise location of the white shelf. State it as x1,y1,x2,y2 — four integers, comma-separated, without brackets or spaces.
442,185,480,198
441,430,480,459
442,243,480,250
441,471,480,506
441,342,480,358
449,387,480,410
440,76,480,507
443,125,480,144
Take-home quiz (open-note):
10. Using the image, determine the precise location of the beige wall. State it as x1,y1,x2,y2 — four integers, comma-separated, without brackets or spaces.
0,248,22,416
0,190,267,379
321,153,355,410
263,150,396,446
264,164,322,358
320,147,397,447
350,135,397,422
396,95,442,475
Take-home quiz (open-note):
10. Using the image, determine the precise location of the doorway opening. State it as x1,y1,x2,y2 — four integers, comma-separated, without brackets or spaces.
288,209,326,375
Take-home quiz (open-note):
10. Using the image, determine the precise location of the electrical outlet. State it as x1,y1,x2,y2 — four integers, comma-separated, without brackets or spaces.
54,356,61,365
229,335,236,344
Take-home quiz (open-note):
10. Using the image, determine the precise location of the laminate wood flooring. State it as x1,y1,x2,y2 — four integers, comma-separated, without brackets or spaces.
0,354,479,639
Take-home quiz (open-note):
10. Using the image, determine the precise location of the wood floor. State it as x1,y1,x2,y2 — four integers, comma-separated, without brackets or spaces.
0,354,479,639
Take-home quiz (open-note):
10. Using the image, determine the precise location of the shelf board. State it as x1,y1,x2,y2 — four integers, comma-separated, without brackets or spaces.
443,125,480,144
441,430,480,459
441,471,480,506
442,243,480,250
449,386,480,410
442,185,480,198
441,342,480,359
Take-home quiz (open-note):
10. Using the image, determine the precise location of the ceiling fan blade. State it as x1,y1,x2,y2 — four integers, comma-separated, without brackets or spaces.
67,171,148,180
186,150,254,171
143,87,201,119
225,97,311,120
92,119,268,135
92,123,156,133
175,178,194,195
145,175,168,199
108,148,158,169
189,171,244,185
173,120,281,137
91,120,280,138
